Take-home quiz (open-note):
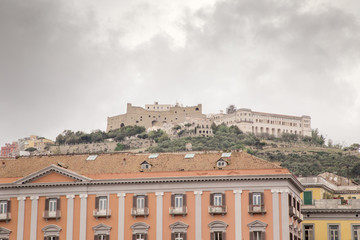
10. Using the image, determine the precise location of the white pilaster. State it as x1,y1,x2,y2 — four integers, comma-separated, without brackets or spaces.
79,194,88,240
30,196,39,240
194,191,202,240
233,190,242,240
281,189,290,240
271,189,281,240
156,192,164,240
117,193,126,240
17,196,26,240
66,195,75,240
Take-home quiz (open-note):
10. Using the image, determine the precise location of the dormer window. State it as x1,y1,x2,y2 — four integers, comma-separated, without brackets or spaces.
216,159,227,168
140,161,151,170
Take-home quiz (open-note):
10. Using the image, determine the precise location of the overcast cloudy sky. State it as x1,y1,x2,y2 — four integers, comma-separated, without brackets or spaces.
1,0,360,147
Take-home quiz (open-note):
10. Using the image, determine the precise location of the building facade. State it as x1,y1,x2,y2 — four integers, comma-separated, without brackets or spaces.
299,173,360,240
0,152,303,240
212,109,311,137
107,103,205,132
0,142,18,157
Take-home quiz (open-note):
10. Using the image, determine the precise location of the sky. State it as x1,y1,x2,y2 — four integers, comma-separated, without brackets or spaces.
0,0,360,147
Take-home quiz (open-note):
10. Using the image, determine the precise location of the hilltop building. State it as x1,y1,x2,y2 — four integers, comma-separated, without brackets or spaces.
107,102,205,132
0,151,303,240
211,108,311,137
298,173,360,240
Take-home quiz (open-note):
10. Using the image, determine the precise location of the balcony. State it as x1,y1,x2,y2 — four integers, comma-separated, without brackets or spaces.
169,206,187,216
248,205,266,215
0,212,11,221
93,209,111,218
131,207,149,217
208,205,227,215
289,206,295,217
43,210,61,220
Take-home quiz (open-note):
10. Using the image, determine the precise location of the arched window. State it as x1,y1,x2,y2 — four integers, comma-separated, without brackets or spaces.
131,222,149,240
170,221,189,240
42,225,61,240
93,223,111,240
209,220,228,240
0,227,11,240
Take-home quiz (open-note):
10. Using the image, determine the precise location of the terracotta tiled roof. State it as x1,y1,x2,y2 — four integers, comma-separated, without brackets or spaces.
0,151,284,179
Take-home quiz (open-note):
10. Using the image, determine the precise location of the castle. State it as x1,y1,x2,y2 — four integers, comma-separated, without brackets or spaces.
107,102,311,137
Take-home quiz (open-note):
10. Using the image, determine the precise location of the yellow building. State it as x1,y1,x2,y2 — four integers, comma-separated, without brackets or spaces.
21,135,54,151
298,173,360,240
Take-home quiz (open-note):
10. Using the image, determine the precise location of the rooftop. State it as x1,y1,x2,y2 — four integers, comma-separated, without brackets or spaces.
0,151,286,183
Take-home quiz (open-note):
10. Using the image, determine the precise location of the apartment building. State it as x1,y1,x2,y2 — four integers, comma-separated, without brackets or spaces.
0,142,17,157
0,152,303,240
212,109,311,137
298,173,360,240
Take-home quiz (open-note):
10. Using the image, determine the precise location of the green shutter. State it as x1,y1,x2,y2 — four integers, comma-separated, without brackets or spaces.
304,191,312,205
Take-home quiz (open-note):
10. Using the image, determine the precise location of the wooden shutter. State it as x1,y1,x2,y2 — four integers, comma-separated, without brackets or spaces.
183,233,187,240
250,232,253,240
57,198,60,210
133,195,137,208
132,234,136,240
222,193,226,206
222,232,226,240
260,192,264,210
95,196,99,210
55,237,59,240
144,234,148,240
145,195,148,208
171,233,175,240
210,193,214,206
249,192,253,211
7,200,11,213
94,235,98,240
261,231,266,240
171,195,175,208
45,198,49,211
105,235,109,240
288,194,292,206
183,194,187,207
210,232,215,240
44,237,47,240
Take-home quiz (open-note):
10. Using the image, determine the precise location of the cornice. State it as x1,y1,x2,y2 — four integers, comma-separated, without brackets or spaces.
0,174,304,192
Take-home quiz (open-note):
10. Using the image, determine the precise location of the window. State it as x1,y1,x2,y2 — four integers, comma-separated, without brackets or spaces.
131,195,149,216
253,193,261,205
209,221,227,240
44,198,60,219
0,227,11,240
328,225,340,240
248,220,267,240
42,225,61,240
93,223,111,240
170,194,187,215
249,192,265,214
250,231,263,240
131,222,149,240
0,200,10,221
217,160,226,167
94,196,110,217
353,225,360,240
170,221,189,240
304,225,314,240
0,201,7,215
304,191,312,205
214,194,222,206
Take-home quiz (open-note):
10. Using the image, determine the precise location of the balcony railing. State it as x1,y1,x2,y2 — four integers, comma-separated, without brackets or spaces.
0,212,11,221
131,207,149,217
43,210,61,220
208,205,227,215
248,205,266,215
302,199,360,210
93,209,111,218
169,206,187,216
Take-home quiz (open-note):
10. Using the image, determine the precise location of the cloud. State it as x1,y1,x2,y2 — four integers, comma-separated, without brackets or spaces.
0,0,359,147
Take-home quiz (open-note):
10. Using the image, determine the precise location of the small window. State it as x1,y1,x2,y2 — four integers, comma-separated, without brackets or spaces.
353,225,360,240
251,231,264,240
304,225,314,240
0,200,8,215
148,153,159,159
221,152,231,158
304,191,312,205
86,155,98,161
217,160,227,167
44,198,60,219
329,225,340,240
253,193,261,205
214,194,222,206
